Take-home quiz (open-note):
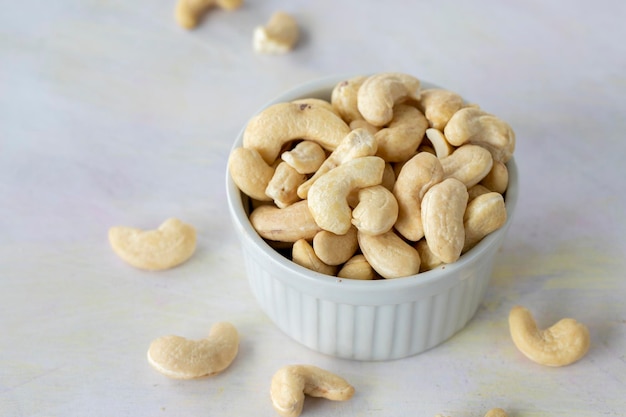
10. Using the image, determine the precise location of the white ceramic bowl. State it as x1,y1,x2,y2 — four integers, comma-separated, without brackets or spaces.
226,75,518,361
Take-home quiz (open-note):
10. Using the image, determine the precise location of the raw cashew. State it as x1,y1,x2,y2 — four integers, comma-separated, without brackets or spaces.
351,185,398,236
243,102,350,164
147,322,239,379
393,152,444,241
415,239,442,272
349,119,380,136
358,230,421,278
463,192,507,253
480,160,509,194
381,163,396,191
249,200,321,242
308,156,385,235
270,365,355,417
313,227,358,266
175,0,242,29
357,72,421,126
444,107,515,163
291,98,337,116
441,144,493,188
292,239,337,276
331,76,367,123
108,218,196,271
484,408,508,417
416,88,465,130
281,140,327,175
298,128,378,199
374,104,428,162
253,11,299,54
265,162,306,208
229,147,275,201
421,178,468,263
509,306,590,367
467,184,491,201
337,254,376,280
425,128,454,159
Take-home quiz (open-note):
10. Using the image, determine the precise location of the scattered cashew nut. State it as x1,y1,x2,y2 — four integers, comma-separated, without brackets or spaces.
175,0,243,29
484,408,508,417
147,322,239,379
108,218,196,271
253,11,299,54
509,305,590,366
357,72,421,126
270,365,355,417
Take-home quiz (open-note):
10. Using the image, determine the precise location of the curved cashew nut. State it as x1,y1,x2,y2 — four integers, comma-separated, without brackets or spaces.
298,128,378,199
253,11,299,54
444,107,515,163
265,162,307,208
463,191,507,253
291,98,338,116
270,365,355,417
281,140,327,175
484,408,508,417
243,101,350,164
480,160,509,194
313,226,358,266
374,104,428,162
441,144,493,188
147,322,239,379
249,200,321,242
357,72,421,126
358,230,421,278
392,152,444,241
509,306,590,367
308,156,385,235
351,185,398,236
330,75,367,123
467,184,491,201
292,239,337,276
421,178,468,264
416,88,466,130
175,0,243,29
349,119,380,136
108,218,196,271
229,147,275,201
425,128,454,159
337,254,376,280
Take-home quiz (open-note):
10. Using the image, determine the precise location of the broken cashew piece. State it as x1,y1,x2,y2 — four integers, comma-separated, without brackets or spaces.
243,101,350,164
175,0,243,29
281,140,327,174
253,11,299,54
509,306,590,367
108,218,196,271
425,128,454,159
270,365,355,417
147,322,239,379
308,156,385,235
357,72,421,126
484,408,508,417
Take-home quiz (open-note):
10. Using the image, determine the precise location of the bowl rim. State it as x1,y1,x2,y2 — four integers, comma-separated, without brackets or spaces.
225,74,518,293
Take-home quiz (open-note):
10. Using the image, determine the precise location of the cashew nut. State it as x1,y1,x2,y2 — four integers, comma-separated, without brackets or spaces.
357,72,421,126
381,162,396,191
253,11,299,54
291,98,337,116
265,162,307,208
337,254,376,280
147,322,239,379
393,152,444,241
175,0,242,29
243,102,350,164
292,239,337,276
349,119,380,136
480,160,509,194
313,226,358,266
358,230,421,278
444,107,515,163
374,104,428,162
415,239,442,272
467,184,492,201
228,147,275,201
463,191,507,253
421,178,468,263
351,185,398,236
331,76,368,123
416,88,465,130
297,127,378,199
270,365,355,417
425,128,454,159
484,408,508,417
308,156,385,235
441,144,493,188
249,200,321,242
509,306,590,367
108,218,196,271
280,140,327,175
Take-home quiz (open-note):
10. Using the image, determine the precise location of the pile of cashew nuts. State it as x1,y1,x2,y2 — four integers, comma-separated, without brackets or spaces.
229,72,516,279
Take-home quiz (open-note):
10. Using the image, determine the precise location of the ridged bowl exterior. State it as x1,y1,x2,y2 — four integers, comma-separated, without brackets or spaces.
226,75,518,361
